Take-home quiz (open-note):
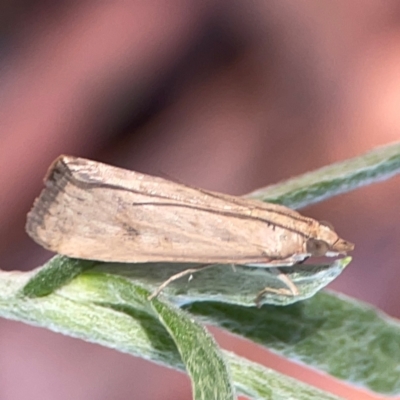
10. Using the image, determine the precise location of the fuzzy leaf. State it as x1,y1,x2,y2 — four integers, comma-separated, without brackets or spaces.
0,268,344,399
187,291,400,395
247,141,400,209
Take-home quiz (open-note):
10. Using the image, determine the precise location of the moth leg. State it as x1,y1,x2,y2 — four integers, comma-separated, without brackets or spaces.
255,287,293,308
273,267,299,295
254,267,299,307
148,264,213,300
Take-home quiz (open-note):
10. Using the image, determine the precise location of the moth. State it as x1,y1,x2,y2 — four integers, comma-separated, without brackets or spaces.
26,156,354,300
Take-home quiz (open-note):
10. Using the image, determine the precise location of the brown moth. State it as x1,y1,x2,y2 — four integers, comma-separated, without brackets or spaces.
26,156,354,298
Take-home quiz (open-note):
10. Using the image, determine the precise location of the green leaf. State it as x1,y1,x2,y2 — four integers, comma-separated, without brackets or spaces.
15,258,400,395
0,268,344,400
150,299,235,400
246,141,400,209
22,256,352,307
97,258,352,307
186,290,400,395
22,255,97,297
21,260,236,400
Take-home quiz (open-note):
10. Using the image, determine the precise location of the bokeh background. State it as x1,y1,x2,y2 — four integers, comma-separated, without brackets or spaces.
1,1,400,399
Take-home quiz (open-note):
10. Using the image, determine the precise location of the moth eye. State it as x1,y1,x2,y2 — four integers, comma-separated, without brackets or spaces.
319,220,335,230
306,238,330,257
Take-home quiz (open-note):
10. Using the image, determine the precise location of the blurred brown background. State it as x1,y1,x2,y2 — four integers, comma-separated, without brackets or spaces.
0,1,399,399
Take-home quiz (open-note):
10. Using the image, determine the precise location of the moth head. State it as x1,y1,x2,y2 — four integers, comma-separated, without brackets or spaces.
306,221,354,257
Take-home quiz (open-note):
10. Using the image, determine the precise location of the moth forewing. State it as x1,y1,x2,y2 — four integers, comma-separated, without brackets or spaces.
26,156,353,267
